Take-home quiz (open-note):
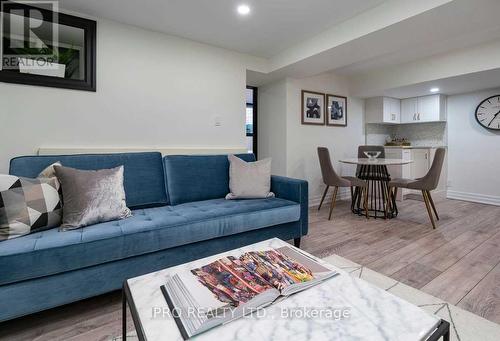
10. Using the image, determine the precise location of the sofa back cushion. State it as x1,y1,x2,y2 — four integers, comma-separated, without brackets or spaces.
9,152,168,209
164,154,255,205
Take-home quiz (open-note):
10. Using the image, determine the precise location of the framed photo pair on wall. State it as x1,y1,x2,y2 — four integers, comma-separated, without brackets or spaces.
301,90,347,127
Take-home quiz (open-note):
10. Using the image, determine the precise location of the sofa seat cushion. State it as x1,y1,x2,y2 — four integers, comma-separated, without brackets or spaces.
0,198,300,285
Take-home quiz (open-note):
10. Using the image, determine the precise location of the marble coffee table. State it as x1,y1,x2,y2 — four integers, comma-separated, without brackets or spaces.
123,238,449,341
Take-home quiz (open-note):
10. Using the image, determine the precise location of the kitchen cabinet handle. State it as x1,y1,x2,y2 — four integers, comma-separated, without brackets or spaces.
413,113,416,121
417,113,421,120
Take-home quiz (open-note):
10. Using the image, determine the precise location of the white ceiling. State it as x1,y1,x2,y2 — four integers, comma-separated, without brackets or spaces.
58,0,386,58
58,0,500,98
335,0,500,77
384,69,500,99
248,0,500,94
276,0,500,76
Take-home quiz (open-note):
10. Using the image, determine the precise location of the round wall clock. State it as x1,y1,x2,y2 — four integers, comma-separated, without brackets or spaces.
475,95,500,130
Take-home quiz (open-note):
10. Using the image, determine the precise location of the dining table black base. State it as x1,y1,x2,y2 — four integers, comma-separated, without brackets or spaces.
351,164,398,219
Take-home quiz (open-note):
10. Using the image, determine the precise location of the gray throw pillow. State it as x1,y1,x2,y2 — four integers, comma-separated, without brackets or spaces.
54,165,132,230
226,154,275,199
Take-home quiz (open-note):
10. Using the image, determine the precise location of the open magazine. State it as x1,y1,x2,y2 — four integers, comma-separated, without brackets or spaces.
161,246,337,339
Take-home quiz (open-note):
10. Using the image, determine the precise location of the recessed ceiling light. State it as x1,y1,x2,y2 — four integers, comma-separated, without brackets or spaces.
430,87,440,93
237,4,250,16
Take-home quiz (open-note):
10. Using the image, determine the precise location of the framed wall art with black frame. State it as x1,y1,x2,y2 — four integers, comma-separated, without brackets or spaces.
0,0,96,91
301,90,325,126
326,94,347,127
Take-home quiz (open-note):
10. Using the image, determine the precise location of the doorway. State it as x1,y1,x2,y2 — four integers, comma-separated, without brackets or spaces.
246,86,258,158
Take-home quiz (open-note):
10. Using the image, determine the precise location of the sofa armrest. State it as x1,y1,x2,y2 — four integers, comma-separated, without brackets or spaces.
271,175,308,236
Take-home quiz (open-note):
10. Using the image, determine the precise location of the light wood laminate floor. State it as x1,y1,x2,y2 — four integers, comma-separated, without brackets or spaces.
0,195,499,340
305,194,500,325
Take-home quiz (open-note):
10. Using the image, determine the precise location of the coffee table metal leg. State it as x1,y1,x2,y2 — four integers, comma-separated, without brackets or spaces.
123,281,147,341
122,287,127,341
444,328,450,341
427,319,450,341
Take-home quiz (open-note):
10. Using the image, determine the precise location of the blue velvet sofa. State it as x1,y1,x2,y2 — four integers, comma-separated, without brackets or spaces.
0,152,308,322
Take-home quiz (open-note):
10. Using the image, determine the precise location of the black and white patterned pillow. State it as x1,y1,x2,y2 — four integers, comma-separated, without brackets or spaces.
0,173,62,241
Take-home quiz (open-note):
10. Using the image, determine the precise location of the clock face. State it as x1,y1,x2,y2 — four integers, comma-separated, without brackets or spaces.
475,95,500,130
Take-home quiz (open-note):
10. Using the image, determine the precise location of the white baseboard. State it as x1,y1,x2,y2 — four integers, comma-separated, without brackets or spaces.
309,188,351,208
310,188,449,207
38,146,248,156
447,190,500,206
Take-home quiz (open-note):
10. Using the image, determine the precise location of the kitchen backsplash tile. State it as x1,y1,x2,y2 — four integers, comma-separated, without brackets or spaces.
366,122,447,147
366,124,391,145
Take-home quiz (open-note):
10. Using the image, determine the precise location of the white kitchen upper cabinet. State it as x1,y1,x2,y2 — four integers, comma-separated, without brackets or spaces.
365,97,400,124
400,95,446,123
418,95,446,122
417,95,439,122
401,98,418,123
387,97,401,123
367,95,445,124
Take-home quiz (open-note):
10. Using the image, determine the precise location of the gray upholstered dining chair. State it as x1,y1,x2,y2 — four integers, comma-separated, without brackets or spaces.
317,147,369,220
357,145,386,176
388,148,446,229
358,145,386,158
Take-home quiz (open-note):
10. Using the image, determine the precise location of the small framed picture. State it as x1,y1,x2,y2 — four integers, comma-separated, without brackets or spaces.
301,90,325,125
326,94,347,127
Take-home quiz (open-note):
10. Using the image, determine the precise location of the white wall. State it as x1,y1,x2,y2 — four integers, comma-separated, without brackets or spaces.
0,18,264,173
258,73,365,205
285,74,365,205
447,88,500,205
258,80,287,175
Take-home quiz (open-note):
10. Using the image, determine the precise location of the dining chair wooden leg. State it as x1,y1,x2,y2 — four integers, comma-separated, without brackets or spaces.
350,186,356,211
381,182,389,219
422,190,437,229
393,187,400,215
384,184,392,217
363,186,369,219
426,190,439,221
318,186,329,211
328,186,338,220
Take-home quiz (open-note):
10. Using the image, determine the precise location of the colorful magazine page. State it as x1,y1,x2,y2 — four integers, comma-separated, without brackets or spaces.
239,250,314,291
161,245,337,339
190,256,275,307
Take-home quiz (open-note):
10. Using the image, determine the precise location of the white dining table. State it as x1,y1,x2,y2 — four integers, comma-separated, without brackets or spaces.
339,158,413,166
339,158,413,218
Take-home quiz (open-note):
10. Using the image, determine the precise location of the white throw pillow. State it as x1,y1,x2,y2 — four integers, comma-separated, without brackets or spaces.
226,155,275,199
